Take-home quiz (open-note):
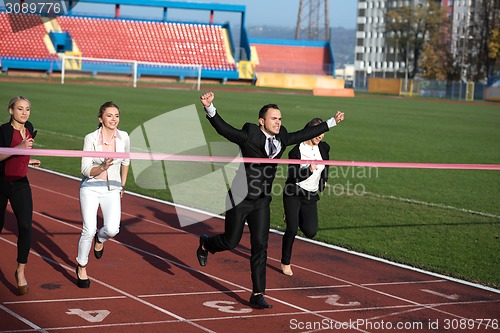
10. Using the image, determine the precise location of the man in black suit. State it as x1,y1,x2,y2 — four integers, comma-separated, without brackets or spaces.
196,91,344,309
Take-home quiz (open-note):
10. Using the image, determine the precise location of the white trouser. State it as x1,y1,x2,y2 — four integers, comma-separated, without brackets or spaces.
77,185,121,266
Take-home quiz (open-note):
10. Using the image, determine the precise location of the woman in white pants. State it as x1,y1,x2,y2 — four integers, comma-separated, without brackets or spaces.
76,101,130,288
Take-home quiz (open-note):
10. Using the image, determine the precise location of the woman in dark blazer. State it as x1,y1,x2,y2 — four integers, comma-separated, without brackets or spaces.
281,118,330,277
0,96,40,295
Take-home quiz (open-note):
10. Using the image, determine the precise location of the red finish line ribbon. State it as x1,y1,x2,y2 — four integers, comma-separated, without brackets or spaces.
2,148,500,170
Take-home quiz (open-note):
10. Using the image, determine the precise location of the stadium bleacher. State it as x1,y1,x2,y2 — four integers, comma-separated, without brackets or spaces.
0,1,343,90
0,13,57,59
57,16,236,70
0,10,239,80
252,43,331,75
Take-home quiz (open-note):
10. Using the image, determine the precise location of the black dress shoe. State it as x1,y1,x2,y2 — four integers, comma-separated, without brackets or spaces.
196,234,208,266
76,265,90,289
249,294,272,309
94,233,104,259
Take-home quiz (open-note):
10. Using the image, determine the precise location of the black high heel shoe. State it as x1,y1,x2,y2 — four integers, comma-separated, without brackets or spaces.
76,264,90,288
94,233,104,259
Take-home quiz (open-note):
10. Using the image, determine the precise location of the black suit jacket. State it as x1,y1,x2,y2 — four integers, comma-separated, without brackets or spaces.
207,112,330,200
284,141,330,196
0,121,36,178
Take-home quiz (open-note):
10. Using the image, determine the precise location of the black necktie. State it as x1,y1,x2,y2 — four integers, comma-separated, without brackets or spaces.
268,137,277,158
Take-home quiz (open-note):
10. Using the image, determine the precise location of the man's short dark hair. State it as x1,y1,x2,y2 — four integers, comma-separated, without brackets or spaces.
258,104,280,119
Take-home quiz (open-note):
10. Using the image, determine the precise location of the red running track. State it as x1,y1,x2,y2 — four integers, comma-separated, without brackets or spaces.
0,168,499,332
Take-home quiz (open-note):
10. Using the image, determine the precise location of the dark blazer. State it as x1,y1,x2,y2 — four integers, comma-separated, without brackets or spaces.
207,113,330,200
284,141,330,196
0,121,35,177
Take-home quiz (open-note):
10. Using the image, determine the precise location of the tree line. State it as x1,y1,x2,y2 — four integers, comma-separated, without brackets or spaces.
385,0,500,82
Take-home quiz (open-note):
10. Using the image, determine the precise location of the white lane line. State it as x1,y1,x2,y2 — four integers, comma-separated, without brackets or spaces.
278,233,500,294
139,280,448,297
92,230,371,332
23,170,500,326
265,251,500,323
2,299,498,333
7,210,363,332
3,213,498,333
4,296,126,305
190,299,500,321
353,299,500,333
364,191,500,219
0,236,216,333
137,279,446,297
266,280,445,292
138,290,247,298
421,289,459,300
36,130,83,141
31,173,500,295
20,211,371,333
0,319,191,333
0,304,47,333
361,279,446,286
36,212,495,333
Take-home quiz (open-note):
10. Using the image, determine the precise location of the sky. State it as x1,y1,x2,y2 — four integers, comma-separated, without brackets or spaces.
72,0,358,29
199,0,358,29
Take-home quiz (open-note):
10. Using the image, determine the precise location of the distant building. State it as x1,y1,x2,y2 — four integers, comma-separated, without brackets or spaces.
354,0,480,88
335,64,355,87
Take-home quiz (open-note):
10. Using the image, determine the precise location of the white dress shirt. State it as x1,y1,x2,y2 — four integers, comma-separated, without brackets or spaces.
81,128,130,190
297,142,325,192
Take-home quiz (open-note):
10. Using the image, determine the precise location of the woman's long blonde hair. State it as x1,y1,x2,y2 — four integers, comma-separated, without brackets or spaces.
7,96,31,122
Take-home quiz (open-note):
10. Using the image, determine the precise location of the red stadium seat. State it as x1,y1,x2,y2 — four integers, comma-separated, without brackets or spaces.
0,13,55,59
0,14,236,71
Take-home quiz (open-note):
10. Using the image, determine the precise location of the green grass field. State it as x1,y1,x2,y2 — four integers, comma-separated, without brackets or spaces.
1,80,499,288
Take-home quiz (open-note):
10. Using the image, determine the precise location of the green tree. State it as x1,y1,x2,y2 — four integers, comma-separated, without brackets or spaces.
470,0,500,81
419,33,453,80
385,1,450,79
490,28,500,59
449,0,499,82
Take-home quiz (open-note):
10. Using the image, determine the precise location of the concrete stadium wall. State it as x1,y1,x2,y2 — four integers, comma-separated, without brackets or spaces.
255,73,344,90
